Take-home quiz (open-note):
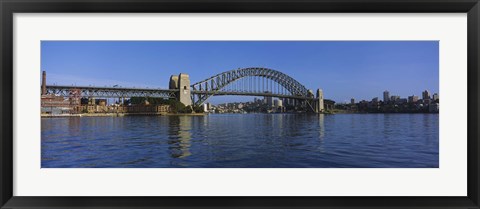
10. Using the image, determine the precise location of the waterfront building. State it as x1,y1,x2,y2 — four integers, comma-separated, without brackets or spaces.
281,98,288,106
96,99,107,106
358,100,369,109
285,98,293,106
203,103,208,112
390,95,400,102
372,97,379,103
383,90,390,103
408,95,419,103
274,99,284,112
274,99,282,107
398,98,408,104
265,94,274,107
88,98,95,105
126,104,170,113
429,103,439,113
41,94,72,114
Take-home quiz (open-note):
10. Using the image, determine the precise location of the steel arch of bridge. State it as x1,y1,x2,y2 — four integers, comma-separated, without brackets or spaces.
191,67,311,106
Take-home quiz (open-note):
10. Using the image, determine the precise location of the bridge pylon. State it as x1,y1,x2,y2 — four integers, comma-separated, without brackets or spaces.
169,73,192,106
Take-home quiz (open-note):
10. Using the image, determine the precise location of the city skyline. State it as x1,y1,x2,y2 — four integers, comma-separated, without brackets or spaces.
218,88,438,106
348,89,439,104
41,41,439,104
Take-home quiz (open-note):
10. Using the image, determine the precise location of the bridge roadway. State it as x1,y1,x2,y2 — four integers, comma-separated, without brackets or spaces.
45,85,311,100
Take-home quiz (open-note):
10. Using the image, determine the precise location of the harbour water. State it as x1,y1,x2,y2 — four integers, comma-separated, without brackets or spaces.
41,114,439,168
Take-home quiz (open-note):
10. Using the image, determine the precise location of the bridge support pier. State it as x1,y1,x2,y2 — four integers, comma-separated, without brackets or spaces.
314,89,325,113
169,73,192,107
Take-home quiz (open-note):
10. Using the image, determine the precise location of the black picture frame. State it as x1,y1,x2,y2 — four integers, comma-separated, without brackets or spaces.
1,0,479,208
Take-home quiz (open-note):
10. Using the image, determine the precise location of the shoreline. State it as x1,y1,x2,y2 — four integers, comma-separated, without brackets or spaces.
330,111,439,114
41,112,207,118
41,111,438,118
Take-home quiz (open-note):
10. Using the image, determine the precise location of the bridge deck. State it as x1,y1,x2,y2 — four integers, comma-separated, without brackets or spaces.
45,85,311,100
45,85,179,98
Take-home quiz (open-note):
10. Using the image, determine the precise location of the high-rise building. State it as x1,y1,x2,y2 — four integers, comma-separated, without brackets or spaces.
351,98,355,105
432,93,439,101
422,90,430,100
383,90,390,103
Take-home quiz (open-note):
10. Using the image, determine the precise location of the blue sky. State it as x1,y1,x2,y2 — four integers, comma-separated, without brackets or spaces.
41,41,439,104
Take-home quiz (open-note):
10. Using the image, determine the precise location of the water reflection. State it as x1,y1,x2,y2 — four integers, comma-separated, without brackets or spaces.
277,114,283,135
318,114,325,139
68,117,81,136
41,114,439,168
167,116,192,159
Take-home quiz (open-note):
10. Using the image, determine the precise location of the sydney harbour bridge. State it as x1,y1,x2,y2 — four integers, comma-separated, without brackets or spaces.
44,67,325,113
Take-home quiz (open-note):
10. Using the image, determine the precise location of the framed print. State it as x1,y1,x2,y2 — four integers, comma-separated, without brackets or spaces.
1,0,479,208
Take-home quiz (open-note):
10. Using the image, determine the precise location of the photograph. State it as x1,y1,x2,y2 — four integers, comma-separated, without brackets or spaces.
2,0,477,208
40,41,439,168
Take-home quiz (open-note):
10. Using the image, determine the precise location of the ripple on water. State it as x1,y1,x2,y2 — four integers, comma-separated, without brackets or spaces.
41,114,439,168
